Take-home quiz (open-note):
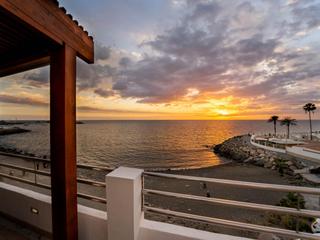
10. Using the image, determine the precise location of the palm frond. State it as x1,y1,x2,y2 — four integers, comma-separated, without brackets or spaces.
280,117,297,126
267,115,279,122
303,103,317,113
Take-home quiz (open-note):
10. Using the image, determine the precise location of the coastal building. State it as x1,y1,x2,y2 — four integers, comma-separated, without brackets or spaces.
251,134,320,165
1,1,320,240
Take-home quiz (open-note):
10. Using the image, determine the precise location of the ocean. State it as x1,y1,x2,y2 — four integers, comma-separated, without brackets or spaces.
0,120,319,170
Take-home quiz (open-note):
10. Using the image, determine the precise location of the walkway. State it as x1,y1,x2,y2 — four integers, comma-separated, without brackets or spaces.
303,141,320,151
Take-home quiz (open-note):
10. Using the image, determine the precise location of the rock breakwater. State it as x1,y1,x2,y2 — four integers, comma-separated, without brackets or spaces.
0,127,30,136
214,135,311,181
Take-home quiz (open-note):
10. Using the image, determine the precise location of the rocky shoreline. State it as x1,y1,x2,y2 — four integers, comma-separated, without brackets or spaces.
0,127,30,136
213,134,319,185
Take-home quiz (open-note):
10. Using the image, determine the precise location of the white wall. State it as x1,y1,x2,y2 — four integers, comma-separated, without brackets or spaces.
250,136,286,153
0,182,52,232
0,182,107,240
286,146,320,164
139,219,251,240
78,205,107,240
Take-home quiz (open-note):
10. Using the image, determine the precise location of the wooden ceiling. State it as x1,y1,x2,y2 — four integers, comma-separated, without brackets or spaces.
0,6,54,77
0,0,94,77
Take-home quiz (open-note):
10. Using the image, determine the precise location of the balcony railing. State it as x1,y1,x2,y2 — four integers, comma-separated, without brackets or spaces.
143,171,320,240
0,151,112,203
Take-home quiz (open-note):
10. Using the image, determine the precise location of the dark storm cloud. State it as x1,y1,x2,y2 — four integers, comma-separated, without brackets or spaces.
94,88,115,98
95,44,111,61
20,67,49,88
111,1,278,103
77,106,106,112
109,0,320,105
236,48,320,99
118,57,132,67
277,1,320,37
76,43,117,92
11,0,320,109
291,3,320,30
113,56,191,103
232,35,278,66
77,105,154,114
17,43,114,92
0,94,48,106
76,61,116,91
111,1,233,103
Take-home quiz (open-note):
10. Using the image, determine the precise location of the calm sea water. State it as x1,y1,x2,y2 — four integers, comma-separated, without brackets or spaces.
0,120,319,170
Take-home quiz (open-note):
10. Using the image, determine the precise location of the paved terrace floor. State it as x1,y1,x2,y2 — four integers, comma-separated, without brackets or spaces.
0,214,50,240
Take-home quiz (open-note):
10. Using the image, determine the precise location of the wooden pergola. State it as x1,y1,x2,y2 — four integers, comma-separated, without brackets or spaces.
0,1,94,239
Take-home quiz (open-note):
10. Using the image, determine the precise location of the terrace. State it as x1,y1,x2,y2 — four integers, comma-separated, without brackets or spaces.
251,134,320,164
1,1,320,240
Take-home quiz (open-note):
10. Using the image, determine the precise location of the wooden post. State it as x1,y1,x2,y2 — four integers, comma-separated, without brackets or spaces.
50,44,78,240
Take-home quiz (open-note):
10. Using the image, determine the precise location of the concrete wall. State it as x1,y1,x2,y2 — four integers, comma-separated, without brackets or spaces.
286,146,320,164
0,182,107,240
139,219,250,240
250,135,286,153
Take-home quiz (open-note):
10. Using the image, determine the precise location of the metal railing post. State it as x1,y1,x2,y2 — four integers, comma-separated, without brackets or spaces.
33,160,37,184
141,173,145,211
296,192,300,233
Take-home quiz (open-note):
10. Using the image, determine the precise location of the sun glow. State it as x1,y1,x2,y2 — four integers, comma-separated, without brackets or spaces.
185,88,200,98
215,109,231,116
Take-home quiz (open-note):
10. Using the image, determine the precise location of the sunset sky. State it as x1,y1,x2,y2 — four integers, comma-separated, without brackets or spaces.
0,0,320,120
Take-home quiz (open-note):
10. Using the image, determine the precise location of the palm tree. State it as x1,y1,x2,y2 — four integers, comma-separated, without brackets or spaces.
303,103,317,140
280,117,297,139
268,115,279,136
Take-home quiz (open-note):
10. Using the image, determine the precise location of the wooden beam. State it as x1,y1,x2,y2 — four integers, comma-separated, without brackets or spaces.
0,1,94,63
0,55,50,77
50,44,78,240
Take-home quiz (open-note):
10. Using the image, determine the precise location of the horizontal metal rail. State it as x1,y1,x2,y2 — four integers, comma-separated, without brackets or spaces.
0,162,106,188
144,206,319,240
144,189,320,218
0,172,51,190
0,151,114,172
77,192,107,204
303,148,320,154
0,151,50,163
0,162,51,176
144,172,320,195
77,177,106,187
76,163,113,172
0,172,106,203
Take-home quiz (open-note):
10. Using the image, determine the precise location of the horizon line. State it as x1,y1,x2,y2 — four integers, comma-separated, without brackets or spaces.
1,119,320,121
